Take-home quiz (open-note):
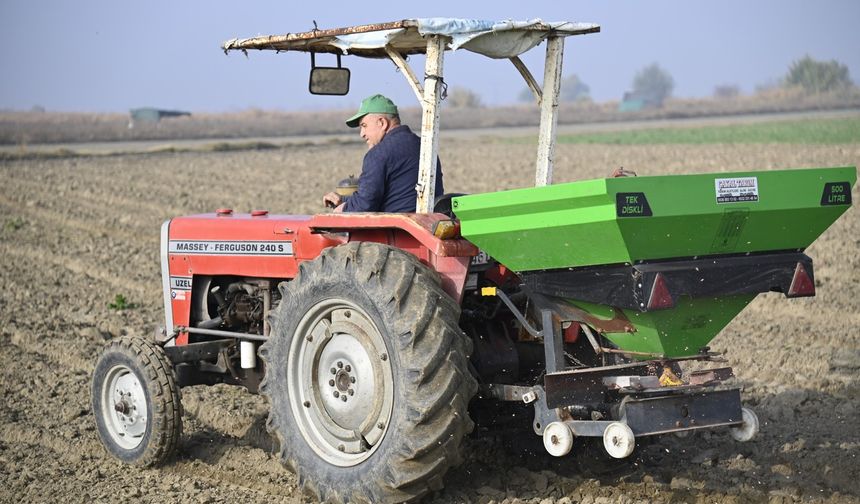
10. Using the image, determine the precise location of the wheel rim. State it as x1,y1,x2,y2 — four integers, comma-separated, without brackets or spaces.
100,364,148,450
730,407,759,442
603,422,635,459
288,298,394,466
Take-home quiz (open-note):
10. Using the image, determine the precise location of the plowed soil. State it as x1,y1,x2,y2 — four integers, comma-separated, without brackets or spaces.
1,129,858,503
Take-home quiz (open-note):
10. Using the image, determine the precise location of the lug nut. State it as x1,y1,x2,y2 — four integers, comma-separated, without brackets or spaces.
329,379,335,387
337,361,343,369
348,389,354,396
345,365,351,372
350,376,356,383
333,391,340,398
341,395,347,402
330,367,337,375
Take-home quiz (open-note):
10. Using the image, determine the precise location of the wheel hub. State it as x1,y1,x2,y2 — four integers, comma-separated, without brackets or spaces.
289,301,394,466
335,368,352,392
317,330,378,431
102,366,148,449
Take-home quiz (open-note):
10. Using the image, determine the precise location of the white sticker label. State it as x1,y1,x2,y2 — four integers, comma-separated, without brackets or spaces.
169,240,293,256
715,177,758,204
170,276,192,291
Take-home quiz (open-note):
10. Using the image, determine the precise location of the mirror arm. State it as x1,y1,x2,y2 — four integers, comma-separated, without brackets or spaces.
385,47,424,104
510,56,542,105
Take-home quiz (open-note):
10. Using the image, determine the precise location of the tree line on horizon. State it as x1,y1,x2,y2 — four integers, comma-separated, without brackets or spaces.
444,55,855,110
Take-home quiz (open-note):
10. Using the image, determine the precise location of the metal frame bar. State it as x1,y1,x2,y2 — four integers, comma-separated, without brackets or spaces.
159,220,175,345
509,56,542,105
182,326,268,342
491,288,565,373
415,34,447,213
535,36,564,187
385,47,424,102
398,33,571,211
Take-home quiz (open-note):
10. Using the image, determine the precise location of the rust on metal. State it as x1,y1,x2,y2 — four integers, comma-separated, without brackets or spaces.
222,19,601,57
309,212,478,257
531,292,636,334
688,367,735,386
223,20,419,56
479,384,534,402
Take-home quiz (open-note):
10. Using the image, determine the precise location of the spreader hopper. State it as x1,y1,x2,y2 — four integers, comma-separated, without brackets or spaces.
454,166,855,356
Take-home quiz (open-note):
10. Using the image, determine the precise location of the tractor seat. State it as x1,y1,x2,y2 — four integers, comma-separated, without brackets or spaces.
433,193,467,218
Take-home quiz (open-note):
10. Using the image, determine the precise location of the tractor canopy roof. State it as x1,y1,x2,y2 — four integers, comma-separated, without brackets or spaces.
222,18,599,58
222,18,601,213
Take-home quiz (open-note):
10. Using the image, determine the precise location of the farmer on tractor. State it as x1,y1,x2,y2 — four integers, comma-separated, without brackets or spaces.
322,94,444,212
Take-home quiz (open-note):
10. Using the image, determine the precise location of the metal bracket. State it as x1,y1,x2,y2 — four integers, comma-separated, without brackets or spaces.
164,339,234,364
489,288,565,373
180,326,268,342
530,386,561,435
385,47,424,102
509,56,542,105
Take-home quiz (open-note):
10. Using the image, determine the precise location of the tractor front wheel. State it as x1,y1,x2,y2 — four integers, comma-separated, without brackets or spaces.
261,242,477,504
91,336,182,466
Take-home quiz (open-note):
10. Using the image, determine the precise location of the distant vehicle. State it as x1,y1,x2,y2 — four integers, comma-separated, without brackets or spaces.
128,107,190,128
619,91,662,111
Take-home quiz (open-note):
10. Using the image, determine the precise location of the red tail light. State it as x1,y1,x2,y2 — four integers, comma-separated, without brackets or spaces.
788,262,815,297
647,273,675,310
563,322,581,343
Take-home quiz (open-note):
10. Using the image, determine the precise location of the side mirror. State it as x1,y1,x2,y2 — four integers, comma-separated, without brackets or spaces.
309,53,350,96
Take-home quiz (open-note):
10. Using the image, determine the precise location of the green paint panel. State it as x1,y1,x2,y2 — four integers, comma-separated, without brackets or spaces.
573,295,756,357
453,166,856,272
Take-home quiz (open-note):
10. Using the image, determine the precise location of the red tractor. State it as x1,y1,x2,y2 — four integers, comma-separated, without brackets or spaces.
91,18,855,504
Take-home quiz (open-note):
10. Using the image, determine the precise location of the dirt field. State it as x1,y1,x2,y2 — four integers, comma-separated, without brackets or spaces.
1,127,858,503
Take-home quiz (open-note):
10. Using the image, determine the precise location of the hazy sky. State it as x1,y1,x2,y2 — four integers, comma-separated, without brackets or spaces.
2,1,858,113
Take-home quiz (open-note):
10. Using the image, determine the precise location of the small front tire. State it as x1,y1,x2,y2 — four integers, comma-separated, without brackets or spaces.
603,422,636,459
92,336,182,466
730,407,759,443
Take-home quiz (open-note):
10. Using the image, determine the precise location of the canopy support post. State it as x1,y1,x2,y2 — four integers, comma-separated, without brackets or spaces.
386,47,424,103
510,56,542,105
416,35,447,214
535,35,564,187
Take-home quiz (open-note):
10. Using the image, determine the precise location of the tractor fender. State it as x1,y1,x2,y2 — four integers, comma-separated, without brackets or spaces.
308,212,478,302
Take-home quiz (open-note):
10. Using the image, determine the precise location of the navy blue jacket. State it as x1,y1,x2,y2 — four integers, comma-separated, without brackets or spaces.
343,125,443,213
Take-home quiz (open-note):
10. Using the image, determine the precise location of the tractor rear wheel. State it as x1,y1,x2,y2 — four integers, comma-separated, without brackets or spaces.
261,242,477,504
91,336,182,466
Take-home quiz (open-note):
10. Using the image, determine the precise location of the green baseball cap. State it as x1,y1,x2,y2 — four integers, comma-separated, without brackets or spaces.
345,94,399,128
